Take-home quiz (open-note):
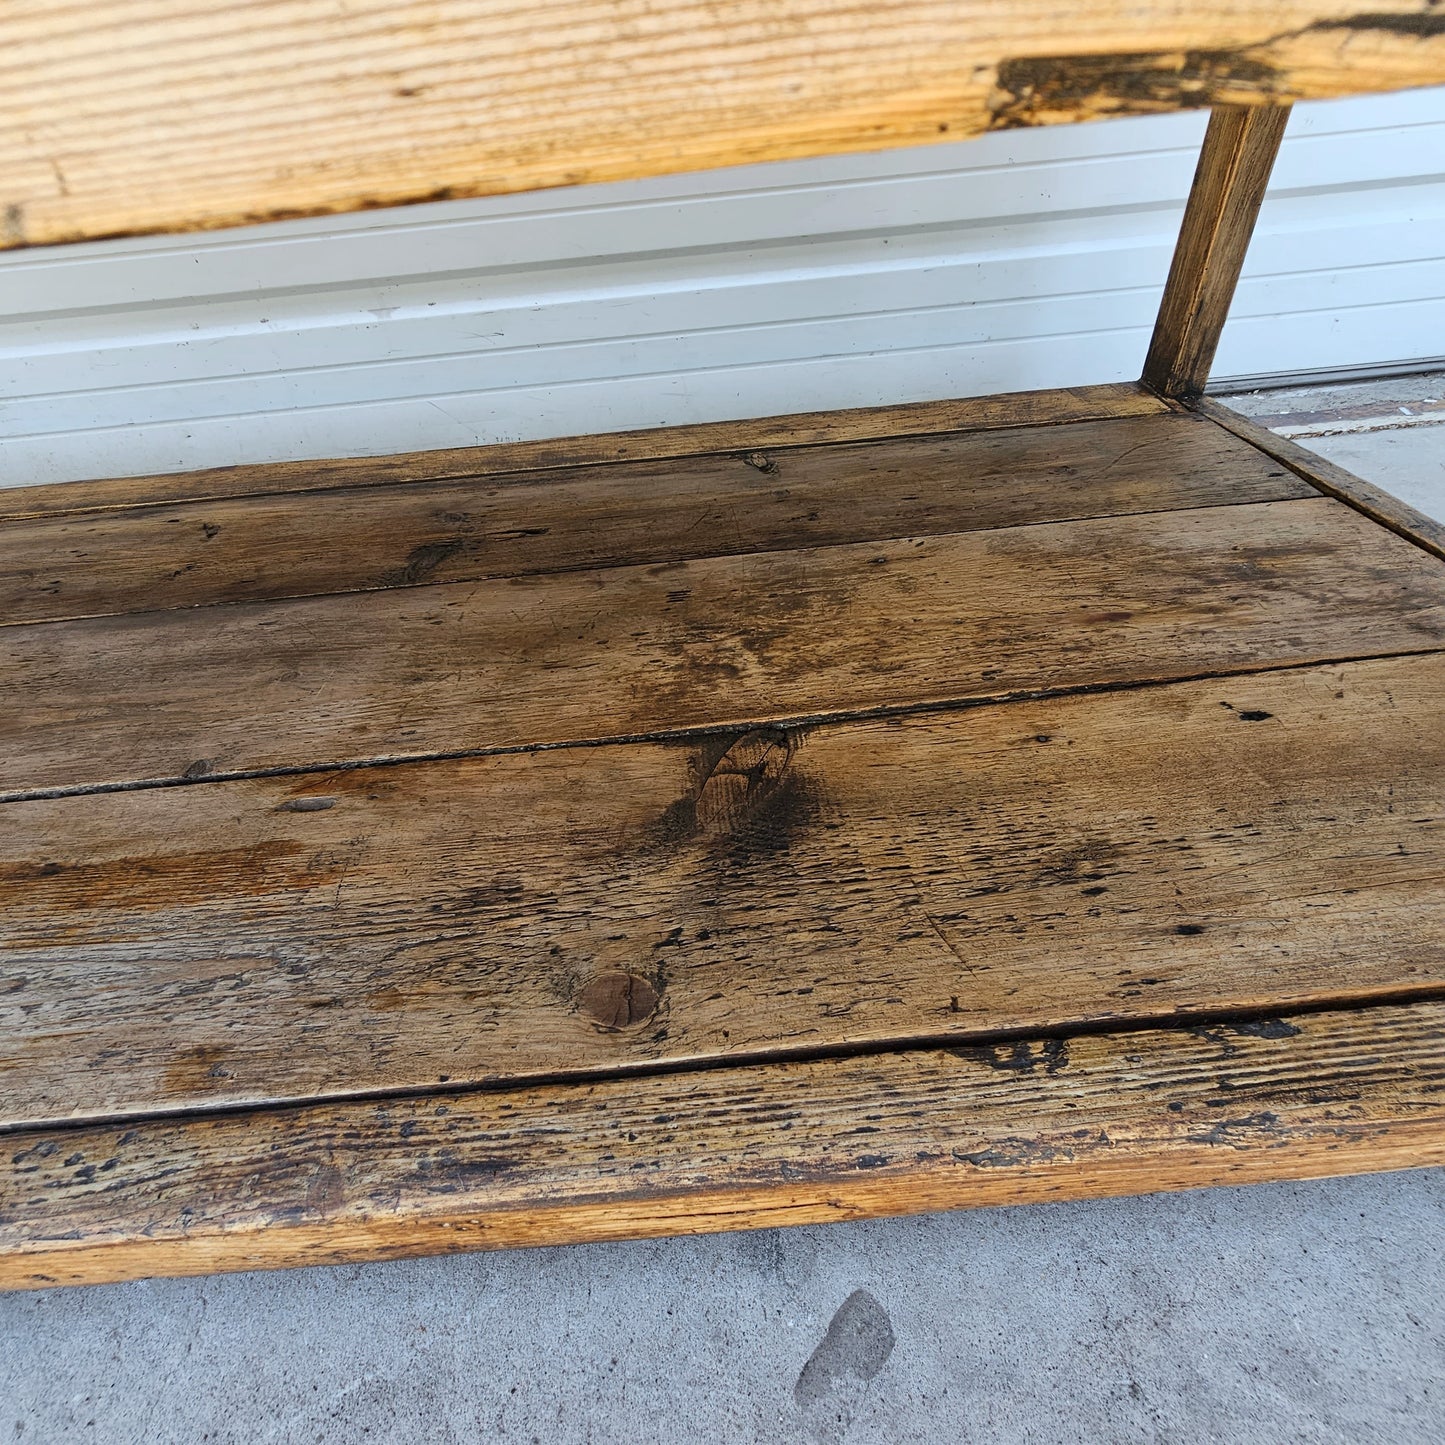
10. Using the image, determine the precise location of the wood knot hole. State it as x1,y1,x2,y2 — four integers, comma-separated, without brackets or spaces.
579,971,659,1031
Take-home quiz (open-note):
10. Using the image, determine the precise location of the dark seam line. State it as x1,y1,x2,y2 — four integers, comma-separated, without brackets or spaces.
0,395,1161,524
3,644,1441,805
5,985,1444,1140
0,479,1310,632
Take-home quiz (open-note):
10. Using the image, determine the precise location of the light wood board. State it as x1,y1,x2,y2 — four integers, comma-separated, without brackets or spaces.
5,4,1445,247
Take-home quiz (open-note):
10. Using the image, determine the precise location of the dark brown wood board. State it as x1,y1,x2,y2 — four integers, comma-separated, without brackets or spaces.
0,413,1303,625
3,385,1444,1289
4,998,1444,1290
4,653,1442,1129
7,496,1445,799
0,386,1165,520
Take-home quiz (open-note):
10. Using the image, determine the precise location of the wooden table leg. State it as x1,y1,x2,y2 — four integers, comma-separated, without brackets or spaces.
1142,104,1292,400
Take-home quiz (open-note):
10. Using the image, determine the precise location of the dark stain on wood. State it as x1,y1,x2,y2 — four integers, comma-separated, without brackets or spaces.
1185,1111,1286,1148
1319,13,1445,40
579,971,661,1031
383,537,470,588
993,15,1445,129
955,1038,1071,1075
649,728,822,859
991,50,1284,126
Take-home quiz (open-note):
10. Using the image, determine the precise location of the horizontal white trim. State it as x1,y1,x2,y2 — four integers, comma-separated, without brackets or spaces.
2,86,1444,486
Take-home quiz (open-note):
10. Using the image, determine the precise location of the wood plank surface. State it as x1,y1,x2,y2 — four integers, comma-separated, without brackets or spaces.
5,4,1445,248
1194,396,1445,562
5,997,1444,1289
3,654,1442,1130
0,385,1166,521
5,497,1445,798
1142,105,1292,399
0,413,1306,625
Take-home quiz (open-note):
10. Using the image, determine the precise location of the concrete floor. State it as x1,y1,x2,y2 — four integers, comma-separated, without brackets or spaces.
4,382,1444,1444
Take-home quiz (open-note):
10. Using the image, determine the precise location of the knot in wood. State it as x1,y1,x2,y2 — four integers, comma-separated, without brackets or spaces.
693,728,793,838
579,970,660,1031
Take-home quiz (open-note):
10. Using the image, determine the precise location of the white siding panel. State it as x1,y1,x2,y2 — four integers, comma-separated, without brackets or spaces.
2,87,1443,486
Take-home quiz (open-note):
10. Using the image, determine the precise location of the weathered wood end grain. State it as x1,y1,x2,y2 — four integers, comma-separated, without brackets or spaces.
4,1000,1444,1289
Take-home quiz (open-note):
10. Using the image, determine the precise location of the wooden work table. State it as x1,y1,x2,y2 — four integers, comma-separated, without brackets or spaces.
1,4,1444,1287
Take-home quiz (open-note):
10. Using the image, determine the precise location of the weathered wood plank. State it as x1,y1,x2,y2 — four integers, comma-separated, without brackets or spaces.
1142,105,1291,399
6,497,1445,798
3,655,1442,1129
0,386,1166,521
0,413,1306,624
1193,396,1445,562
5,997,1444,1289
5,3,1445,248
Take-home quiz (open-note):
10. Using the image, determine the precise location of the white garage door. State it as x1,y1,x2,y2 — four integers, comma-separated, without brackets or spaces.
2,86,1443,487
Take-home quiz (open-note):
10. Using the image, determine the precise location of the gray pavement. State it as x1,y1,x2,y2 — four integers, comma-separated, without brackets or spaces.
4,1172,1444,1444
4,384,1443,1444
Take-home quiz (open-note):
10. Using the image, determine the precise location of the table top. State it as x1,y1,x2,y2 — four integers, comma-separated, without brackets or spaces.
4,2,1444,250
4,382,1445,1285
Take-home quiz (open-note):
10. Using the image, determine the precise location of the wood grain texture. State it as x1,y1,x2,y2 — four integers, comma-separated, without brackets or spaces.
5,998,1445,1289
3,654,1443,1129
7,495,1445,799
1143,105,1292,398
0,385,1167,521
0,413,1307,625
1193,396,1445,562
4,4,1445,248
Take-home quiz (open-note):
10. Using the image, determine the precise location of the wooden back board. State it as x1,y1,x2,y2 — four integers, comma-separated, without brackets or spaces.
4,2,1444,249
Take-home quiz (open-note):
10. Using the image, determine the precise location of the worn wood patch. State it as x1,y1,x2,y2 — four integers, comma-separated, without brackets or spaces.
0,413,1305,624
2,655,1442,1129
4,3,1444,248
0,386,1166,521
4,997,1444,1289
6,497,1445,798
